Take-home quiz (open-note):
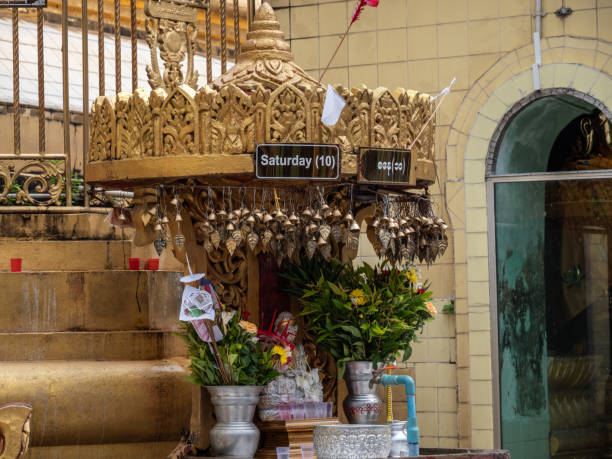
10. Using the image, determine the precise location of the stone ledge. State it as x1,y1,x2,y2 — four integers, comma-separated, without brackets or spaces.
0,359,191,447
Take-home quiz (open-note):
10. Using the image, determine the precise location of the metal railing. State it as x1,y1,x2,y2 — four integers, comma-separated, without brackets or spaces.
0,0,246,209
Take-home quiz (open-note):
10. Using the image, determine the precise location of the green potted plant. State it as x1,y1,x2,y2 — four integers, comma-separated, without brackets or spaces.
180,310,280,458
282,257,436,424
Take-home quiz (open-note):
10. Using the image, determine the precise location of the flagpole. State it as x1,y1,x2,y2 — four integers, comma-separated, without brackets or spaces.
318,23,353,85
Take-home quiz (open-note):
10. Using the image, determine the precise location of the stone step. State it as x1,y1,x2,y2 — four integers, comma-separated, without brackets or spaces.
0,330,186,361
0,239,133,271
0,212,131,240
0,271,183,332
0,359,192,448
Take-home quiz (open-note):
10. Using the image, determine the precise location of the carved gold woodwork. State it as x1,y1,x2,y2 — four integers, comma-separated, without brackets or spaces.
144,0,204,91
0,403,32,459
87,2,436,185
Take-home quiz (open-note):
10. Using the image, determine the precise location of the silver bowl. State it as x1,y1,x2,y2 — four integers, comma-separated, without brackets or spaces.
314,424,392,459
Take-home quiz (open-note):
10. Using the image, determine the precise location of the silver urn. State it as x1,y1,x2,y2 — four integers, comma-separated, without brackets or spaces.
389,420,408,457
206,385,263,458
342,361,382,424
313,424,392,459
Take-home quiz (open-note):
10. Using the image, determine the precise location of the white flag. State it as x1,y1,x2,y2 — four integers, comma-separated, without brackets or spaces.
321,84,346,126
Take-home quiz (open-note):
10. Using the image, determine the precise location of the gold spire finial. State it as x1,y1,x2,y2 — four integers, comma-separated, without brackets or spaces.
212,2,318,91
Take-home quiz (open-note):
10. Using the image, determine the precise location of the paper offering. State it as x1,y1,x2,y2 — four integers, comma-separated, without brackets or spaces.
180,285,215,322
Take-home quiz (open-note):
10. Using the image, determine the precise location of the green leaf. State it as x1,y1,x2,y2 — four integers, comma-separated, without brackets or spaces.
339,324,361,338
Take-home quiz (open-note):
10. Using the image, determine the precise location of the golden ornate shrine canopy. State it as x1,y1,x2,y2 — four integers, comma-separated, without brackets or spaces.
85,2,436,187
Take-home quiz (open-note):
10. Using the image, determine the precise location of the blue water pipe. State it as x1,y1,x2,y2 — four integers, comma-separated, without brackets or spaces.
380,374,419,456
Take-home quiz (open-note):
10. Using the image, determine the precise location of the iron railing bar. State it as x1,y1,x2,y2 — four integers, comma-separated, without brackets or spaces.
247,0,252,32
12,8,20,156
233,0,239,60
114,0,121,93
98,0,105,95
62,0,72,205
0,154,66,160
37,8,45,155
220,0,227,73
130,0,137,92
205,0,212,83
83,0,90,207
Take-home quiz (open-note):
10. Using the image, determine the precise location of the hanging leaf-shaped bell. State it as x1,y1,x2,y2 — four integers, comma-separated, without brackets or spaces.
208,211,217,222
119,212,127,222
170,197,178,206
370,218,380,228
218,209,228,220
148,205,158,216
225,237,237,256
286,240,296,259
319,224,331,241
153,237,166,256
379,229,391,250
439,234,449,256
306,238,317,259
262,229,273,249
247,232,259,251
246,214,256,224
331,224,343,243
332,208,342,219
154,223,163,231
210,231,221,249
347,232,359,250
263,212,274,223
349,220,361,232
319,243,332,261
389,219,399,230
289,213,299,223
232,229,243,246
174,233,186,249
302,208,313,218
254,209,263,221
161,215,170,224
226,222,235,231
275,209,286,221
312,211,323,222
307,222,318,234
344,211,354,222
175,214,183,222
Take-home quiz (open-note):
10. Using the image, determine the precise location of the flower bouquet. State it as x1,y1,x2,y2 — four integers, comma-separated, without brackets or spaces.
179,308,284,458
282,257,437,376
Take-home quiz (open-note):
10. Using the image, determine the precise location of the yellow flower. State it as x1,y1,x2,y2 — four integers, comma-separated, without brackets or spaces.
239,320,258,335
425,302,437,315
272,345,288,365
406,269,418,284
359,314,364,319
350,289,366,306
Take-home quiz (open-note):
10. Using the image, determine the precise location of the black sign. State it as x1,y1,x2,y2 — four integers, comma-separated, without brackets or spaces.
0,0,46,7
357,147,415,185
255,144,340,181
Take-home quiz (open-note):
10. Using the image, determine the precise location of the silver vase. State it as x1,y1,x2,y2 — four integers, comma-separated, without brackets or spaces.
342,361,382,424
206,385,263,458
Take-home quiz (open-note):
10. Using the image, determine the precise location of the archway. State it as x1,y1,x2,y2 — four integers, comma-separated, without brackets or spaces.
489,91,612,458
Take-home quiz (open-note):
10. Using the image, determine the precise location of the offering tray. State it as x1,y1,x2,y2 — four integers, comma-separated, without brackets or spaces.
255,417,340,459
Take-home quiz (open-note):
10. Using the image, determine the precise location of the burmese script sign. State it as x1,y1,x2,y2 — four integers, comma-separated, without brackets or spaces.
255,144,340,180
357,147,415,186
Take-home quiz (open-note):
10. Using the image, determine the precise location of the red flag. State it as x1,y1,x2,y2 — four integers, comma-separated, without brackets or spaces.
351,0,379,25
